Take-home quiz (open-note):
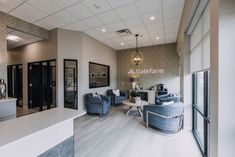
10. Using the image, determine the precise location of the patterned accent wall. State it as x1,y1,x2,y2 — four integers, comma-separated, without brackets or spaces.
117,43,180,93
0,12,7,82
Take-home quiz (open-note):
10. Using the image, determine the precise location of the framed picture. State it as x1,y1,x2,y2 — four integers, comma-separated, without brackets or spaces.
89,62,110,88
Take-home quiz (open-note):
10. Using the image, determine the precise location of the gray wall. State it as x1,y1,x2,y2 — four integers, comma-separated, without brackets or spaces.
117,44,180,94
7,30,58,108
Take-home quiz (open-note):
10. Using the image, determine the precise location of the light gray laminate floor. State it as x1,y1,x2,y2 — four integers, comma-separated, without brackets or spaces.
74,106,202,157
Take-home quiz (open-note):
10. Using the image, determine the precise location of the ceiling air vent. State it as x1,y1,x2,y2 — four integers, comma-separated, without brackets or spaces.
116,29,132,37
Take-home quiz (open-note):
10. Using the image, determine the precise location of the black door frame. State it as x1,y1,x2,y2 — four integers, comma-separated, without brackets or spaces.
64,59,78,110
192,71,210,157
28,59,56,111
7,64,23,107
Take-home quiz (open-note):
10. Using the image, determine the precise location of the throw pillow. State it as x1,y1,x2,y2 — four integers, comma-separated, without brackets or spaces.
162,101,174,106
92,92,101,99
112,89,120,96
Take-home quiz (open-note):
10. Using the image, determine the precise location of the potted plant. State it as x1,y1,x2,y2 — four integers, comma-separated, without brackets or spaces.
130,91,141,103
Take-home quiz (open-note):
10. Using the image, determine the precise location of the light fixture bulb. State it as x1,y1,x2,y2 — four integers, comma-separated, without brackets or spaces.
150,16,155,20
6,35,21,42
121,42,124,46
102,28,106,32
156,37,160,40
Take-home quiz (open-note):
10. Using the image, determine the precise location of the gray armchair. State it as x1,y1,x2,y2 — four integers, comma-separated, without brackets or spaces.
155,94,180,105
85,93,111,116
143,102,184,134
107,89,127,106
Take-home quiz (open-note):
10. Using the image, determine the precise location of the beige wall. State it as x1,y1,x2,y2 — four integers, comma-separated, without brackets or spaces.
7,30,58,108
117,43,180,94
80,33,117,110
56,29,82,108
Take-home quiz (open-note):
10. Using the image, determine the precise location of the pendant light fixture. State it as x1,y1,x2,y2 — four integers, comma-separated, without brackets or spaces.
131,34,144,65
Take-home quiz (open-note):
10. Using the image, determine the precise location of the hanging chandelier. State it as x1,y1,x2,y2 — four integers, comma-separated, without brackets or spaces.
131,34,144,65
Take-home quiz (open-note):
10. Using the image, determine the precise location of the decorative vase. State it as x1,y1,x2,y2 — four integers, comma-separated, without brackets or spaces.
131,82,136,89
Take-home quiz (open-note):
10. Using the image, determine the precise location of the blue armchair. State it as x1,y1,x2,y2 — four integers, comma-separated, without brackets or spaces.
85,93,111,116
107,89,127,106
143,102,184,134
155,94,180,105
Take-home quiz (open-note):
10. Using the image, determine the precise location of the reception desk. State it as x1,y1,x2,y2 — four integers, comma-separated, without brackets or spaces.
0,108,86,157
130,90,156,104
0,98,17,122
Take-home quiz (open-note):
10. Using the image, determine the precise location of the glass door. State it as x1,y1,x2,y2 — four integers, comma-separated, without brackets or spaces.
64,59,78,110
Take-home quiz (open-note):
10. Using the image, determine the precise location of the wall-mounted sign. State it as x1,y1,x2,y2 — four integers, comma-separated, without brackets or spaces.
128,68,164,75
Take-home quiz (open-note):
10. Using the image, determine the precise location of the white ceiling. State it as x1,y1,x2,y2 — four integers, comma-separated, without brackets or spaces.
7,28,42,49
0,0,185,50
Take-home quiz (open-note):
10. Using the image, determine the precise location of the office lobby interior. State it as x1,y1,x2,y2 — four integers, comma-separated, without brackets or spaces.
0,0,234,157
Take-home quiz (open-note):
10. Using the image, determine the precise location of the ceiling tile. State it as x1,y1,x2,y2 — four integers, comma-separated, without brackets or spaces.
50,0,79,8
115,4,139,20
28,0,61,14
10,3,47,23
103,32,120,40
106,0,133,8
63,21,92,31
145,22,163,31
82,0,112,14
0,0,26,13
66,3,93,20
84,29,102,37
163,0,185,9
50,10,77,25
135,0,162,14
35,11,76,30
130,25,148,35
164,17,181,28
141,10,162,25
34,20,54,30
163,5,184,20
108,21,127,31
83,16,104,28
124,16,144,28
97,10,120,24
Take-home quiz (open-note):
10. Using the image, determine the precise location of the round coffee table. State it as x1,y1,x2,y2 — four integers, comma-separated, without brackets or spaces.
122,100,148,116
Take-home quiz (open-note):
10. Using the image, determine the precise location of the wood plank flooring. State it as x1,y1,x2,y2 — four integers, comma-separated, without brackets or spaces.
74,106,202,157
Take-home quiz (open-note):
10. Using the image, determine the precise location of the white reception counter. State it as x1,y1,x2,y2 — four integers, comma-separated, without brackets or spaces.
0,108,86,157
0,98,17,122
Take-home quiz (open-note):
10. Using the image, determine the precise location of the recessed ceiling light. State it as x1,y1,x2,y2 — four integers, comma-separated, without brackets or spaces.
156,37,160,40
150,16,155,20
121,42,124,46
102,28,106,32
6,35,21,42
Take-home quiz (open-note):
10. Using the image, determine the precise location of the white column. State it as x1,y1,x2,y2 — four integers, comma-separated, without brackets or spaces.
210,0,235,156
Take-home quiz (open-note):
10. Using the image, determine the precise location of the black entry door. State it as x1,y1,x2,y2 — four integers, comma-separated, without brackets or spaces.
28,60,56,111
